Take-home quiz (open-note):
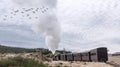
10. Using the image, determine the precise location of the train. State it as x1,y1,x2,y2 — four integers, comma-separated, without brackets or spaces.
53,47,108,62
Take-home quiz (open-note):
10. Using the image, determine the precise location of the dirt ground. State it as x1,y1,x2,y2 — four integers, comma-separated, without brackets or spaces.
108,55,120,67
44,61,113,67
44,56,120,67
0,53,119,67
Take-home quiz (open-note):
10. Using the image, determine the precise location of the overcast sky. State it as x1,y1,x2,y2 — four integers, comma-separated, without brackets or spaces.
0,0,120,53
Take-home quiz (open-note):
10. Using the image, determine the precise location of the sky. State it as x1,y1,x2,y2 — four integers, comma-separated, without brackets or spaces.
0,0,120,53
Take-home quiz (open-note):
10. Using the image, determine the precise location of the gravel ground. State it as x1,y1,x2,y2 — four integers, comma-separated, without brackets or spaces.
44,61,113,67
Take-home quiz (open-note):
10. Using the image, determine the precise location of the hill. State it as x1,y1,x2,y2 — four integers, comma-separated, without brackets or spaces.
112,52,120,56
0,45,51,54
0,45,71,55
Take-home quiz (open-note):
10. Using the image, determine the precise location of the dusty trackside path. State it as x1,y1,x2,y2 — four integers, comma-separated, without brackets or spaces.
108,55,120,67
44,61,113,67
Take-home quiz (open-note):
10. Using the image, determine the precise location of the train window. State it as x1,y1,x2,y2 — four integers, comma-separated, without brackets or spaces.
91,53,96,55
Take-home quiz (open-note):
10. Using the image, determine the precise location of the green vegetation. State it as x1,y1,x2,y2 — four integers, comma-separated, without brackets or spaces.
0,45,71,57
0,45,51,54
0,45,72,67
64,66,69,67
56,65,61,67
0,56,48,67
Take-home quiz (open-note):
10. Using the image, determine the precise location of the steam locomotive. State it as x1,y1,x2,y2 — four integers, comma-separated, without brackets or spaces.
53,47,108,62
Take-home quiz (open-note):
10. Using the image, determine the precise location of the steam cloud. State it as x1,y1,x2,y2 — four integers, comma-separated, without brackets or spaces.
2,0,61,54
31,0,61,54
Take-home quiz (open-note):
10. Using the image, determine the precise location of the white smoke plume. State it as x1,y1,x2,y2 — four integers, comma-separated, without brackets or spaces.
31,0,61,54
1,0,61,54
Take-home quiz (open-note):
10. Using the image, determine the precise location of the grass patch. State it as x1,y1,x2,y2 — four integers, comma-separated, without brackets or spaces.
0,56,48,67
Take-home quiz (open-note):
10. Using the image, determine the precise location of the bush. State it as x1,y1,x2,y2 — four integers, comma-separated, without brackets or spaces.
64,66,69,67
0,56,48,67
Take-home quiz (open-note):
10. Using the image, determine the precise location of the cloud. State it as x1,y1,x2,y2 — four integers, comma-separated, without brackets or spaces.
57,0,120,53
0,24,46,48
0,0,120,53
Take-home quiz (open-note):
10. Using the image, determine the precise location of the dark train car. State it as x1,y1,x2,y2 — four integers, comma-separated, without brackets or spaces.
66,53,74,61
60,54,67,61
90,47,108,62
81,52,91,62
73,53,82,61
53,55,61,61
53,47,108,62
57,55,61,60
53,56,57,61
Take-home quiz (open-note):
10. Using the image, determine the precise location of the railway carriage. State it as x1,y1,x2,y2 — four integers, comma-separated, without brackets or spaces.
60,54,67,61
66,53,74,61
90,47,108,62
73,53,82,61
53,47,108,62
81,52,91,61
53,55,61,61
